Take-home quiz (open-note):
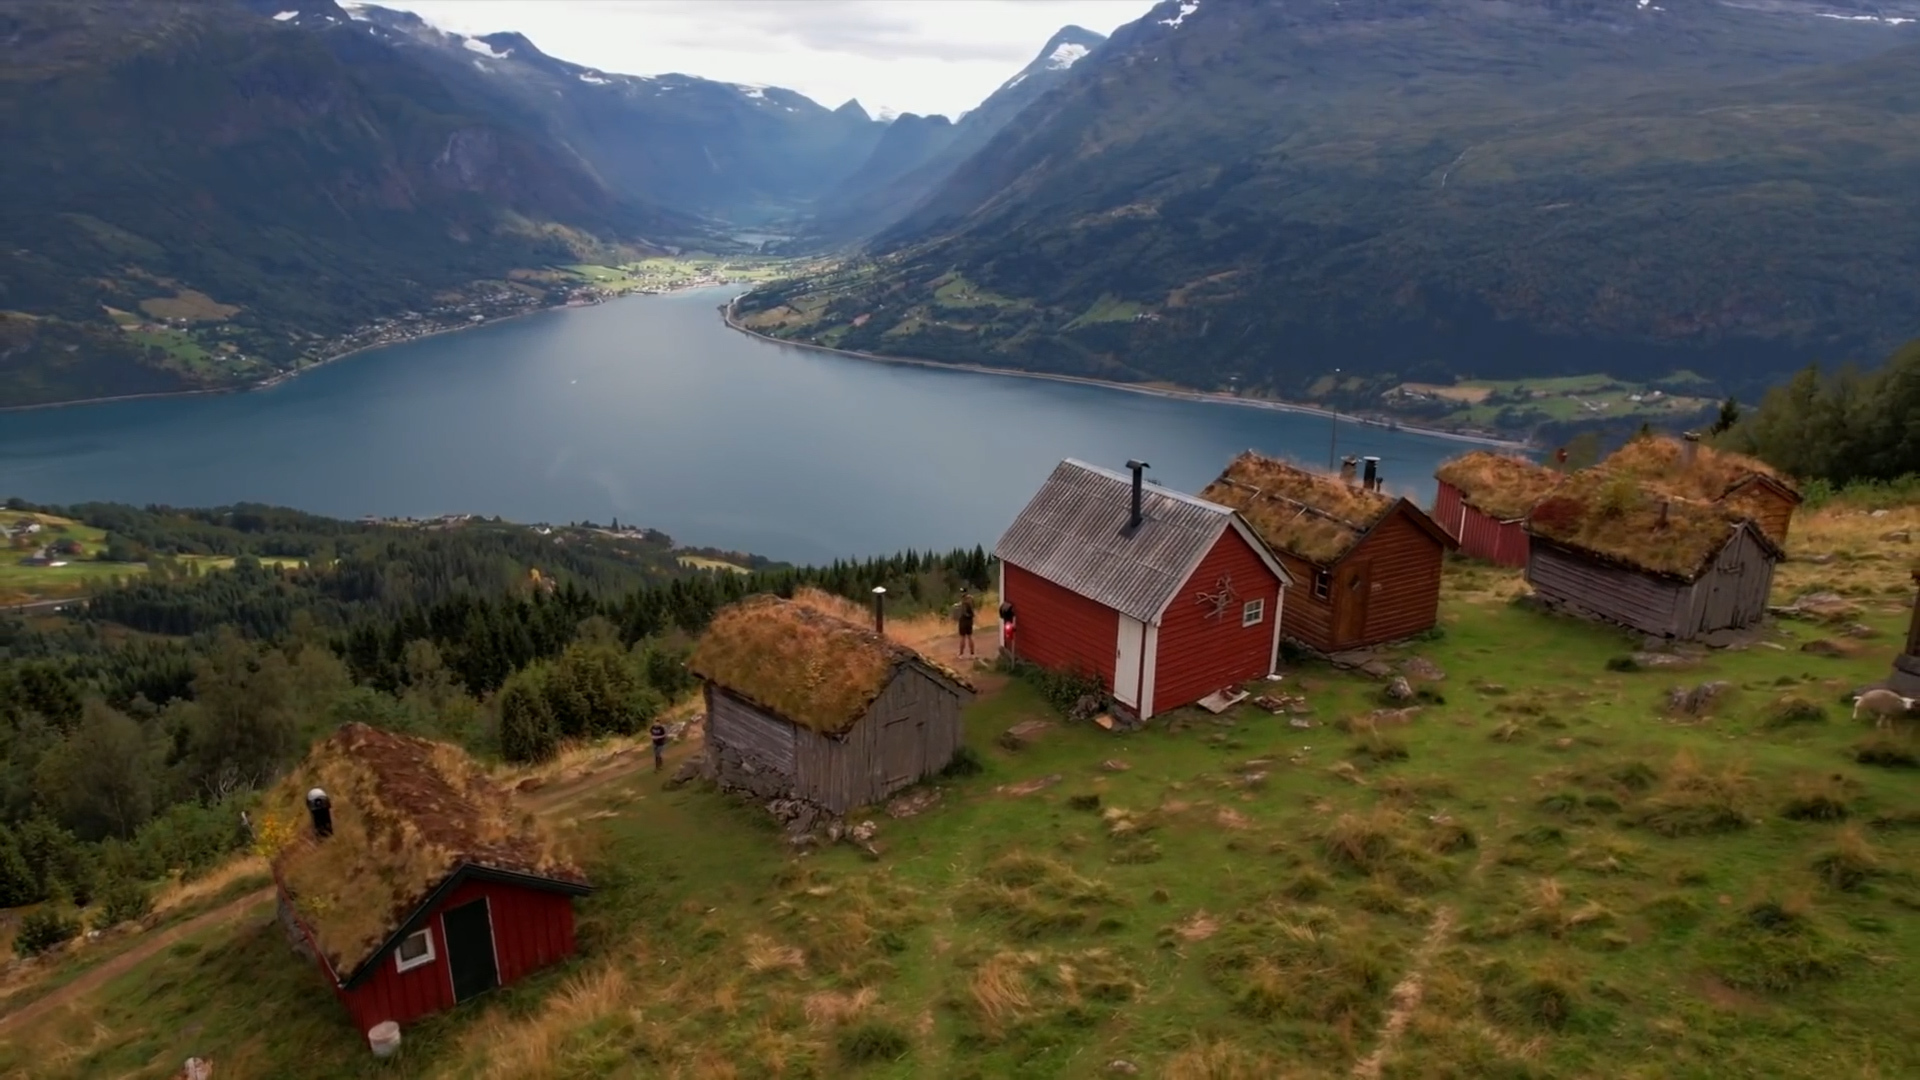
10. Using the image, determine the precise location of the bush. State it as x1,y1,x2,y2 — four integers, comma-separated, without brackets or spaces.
1764,696,1828,728
836,1019,911,1064
12,908,80,957
91,877,153,929
1605,656,1641,673
940,745,984,778
498,676,559,763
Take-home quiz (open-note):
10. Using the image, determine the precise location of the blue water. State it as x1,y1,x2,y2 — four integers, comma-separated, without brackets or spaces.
0,289,1476,564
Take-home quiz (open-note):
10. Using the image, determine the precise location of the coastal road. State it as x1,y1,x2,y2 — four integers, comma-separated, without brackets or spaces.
0,598,81,616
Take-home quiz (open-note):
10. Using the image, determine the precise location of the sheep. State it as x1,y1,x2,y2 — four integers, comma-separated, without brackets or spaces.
1852,689,1920,730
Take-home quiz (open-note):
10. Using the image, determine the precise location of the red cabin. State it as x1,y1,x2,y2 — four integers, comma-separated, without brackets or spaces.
271,724,590,1041
1432,452,1563,568
994,459,1293,719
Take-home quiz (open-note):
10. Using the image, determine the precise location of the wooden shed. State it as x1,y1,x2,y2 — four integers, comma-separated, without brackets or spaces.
1432,452,1563,567
1524,470,1785,641
1888,569,1920,697
689,595,973,814
270,724,589,1040
1201,451,1455,654
1598,435,1801,545
994,459,1293,719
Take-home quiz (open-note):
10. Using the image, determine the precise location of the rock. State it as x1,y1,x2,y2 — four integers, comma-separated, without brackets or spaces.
1631,651,1696,669
514,777,545,794
787,833,819,851
1473,681,1509,696
1359,659,1397,680
1068,694,1107,724
1882,530,1912,543
996,774,1063,797
885,787,942,819
786,804,823,837
1782,592,1864,623
1667,681,1733,715
1871,509,1891,518
1802,552,1837,565
1367,707,1423,726
850,820,879,844
1400,656,1447,681
179,1060,213,1080
1108,1061,1140,1075
1099,759,1131,772
1800,639,1849,657
1384,676,1416,703
666,753,705,788
826,819,846,844
1842,622,1881,639
999,720,1054,751
1288,717,1317,729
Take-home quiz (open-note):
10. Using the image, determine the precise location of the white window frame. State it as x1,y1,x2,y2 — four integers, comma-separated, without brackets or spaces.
1313,570,1332,601
394,928,436,974
1241,598,1265,627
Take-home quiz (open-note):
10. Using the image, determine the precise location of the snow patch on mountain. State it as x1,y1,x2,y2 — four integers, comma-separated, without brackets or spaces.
579,72,611,85
1813,11,1915,23
1158,1,1199,28
338,0,371,19
462,37,512,59
273,10,299,20
1046,42,1089,69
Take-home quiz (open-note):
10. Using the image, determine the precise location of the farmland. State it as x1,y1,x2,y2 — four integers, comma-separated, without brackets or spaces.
1,500,1916,1078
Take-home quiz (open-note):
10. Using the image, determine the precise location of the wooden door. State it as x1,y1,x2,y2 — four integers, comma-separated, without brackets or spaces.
1333,559,1370,646
883,715,922,789
442,899,499,1003
1113,616,1145,708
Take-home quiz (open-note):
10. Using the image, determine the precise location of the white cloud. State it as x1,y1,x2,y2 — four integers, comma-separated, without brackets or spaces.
380,0,1156,117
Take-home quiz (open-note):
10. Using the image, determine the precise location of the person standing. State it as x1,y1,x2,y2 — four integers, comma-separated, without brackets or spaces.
650,721,669,771
999,599,1016,656
955,590,977,659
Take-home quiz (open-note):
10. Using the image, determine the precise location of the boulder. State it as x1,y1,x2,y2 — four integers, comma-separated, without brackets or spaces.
885,787,942,819
1666,681,1732,715
999,719,1054,750
1400,656,1447,681
666,753,705,788
1099,759,1131,772
1882,530,1912,543
1841,623,1881,639
1800,638,1849,658
1384,676,1416,703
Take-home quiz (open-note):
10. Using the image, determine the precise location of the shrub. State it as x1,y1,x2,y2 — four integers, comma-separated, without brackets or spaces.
498,676,559,764
1781,775,1856,822
12,908,80,958
941,745,984,778
91,877,153,929
1605,656,1642,673
836,1019,912,1064
1764,696,1828,728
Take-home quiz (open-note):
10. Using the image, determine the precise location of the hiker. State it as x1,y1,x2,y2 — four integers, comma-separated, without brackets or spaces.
955,590,977,658
999,600,1016,655
650,721,669,771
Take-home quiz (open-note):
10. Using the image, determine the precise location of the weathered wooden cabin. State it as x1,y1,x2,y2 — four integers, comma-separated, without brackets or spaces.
1888,570,1920,697
1432,451,1563,567
994,459,1293,719
1524,470,1784,641
1598,434,1801,545
272,724,590,1041
1201,451,1455,654
689,595,973,814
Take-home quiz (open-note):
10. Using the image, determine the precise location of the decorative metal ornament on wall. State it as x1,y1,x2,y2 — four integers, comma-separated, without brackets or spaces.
1197,573,1237,620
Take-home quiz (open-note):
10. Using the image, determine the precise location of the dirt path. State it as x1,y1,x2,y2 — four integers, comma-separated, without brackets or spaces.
0,741,670,1036
1351,906,1456,1080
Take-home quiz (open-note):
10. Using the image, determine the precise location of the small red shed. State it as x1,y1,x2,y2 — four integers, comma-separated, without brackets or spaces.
994,459,1294,719
1432,452,1563,568
270,724,590,1041
1201,452,1455,654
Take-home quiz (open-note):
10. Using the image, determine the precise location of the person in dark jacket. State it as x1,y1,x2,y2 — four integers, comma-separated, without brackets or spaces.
955,591,976,658
650,722,669,771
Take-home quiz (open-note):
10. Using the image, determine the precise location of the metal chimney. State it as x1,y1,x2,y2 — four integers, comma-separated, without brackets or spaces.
306,787,333,840
871,586,886,634
1363,456,1380,491
1682,431,1701,469
1340,456,1359,488
1125,460,1150,530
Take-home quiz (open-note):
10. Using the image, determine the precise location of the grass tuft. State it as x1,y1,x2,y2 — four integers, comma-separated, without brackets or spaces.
1811,826,1881,892
1853,735,1919,768
1204,903,1394,1026
959,852,1122,939
835,1019,911,1064
1764,695,1829,728
1704,896,1859,993
1634,750,1751,837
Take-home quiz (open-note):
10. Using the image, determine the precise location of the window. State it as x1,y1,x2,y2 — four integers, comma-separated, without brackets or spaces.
395,928,435,973
1313,570,1331,600
1241,598,1265,627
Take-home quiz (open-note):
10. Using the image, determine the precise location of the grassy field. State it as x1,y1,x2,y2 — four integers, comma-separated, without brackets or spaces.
676,555,751,574
0,511,131,603
562,257,793,295
1386,374,1718,428
2,507,1917,1079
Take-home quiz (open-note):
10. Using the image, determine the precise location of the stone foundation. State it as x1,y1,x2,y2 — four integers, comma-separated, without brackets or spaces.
1888,654,1920,697
703,735,802,803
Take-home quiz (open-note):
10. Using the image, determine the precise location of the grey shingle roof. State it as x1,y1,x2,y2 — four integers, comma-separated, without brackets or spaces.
995,459,1283,624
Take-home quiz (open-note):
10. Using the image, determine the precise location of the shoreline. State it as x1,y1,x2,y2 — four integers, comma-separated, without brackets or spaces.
718,294,1533,451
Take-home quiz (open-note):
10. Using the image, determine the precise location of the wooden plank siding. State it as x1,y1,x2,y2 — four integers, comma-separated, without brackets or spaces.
1681,526,1775,635
1151,527,1283,715
794,666,966,813
1001,560,1119,688
1432,480,1467,540
706,686,796,774
1353,505,1447,648
1744,489,1797,547
1527,542,1691,638
1457,504,1531,567
336,878,578,1034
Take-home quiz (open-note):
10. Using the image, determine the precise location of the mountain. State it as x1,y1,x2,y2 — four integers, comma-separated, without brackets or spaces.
0,0,888,408
742,0,1920,410
798,25,1107,246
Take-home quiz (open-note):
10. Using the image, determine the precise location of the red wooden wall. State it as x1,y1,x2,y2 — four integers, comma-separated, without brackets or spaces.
311,877,579,1036
1351,506,1447,646
1432,480,1466,540
1152,529,1283,715
1001,561,1118,690
1456,504,1530,567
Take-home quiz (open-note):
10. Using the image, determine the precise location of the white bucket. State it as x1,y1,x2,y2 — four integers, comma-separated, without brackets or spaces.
367,1021,402,1059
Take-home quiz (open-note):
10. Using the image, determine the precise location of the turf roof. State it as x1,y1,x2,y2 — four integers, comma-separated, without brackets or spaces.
1434,451,1565,521
270,724,585,981
689,595,971,736
1199,451,1398,565
1599,437,1799,505
1525,468,1778,580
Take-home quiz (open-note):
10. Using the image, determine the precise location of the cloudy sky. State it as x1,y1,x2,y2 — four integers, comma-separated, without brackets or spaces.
381,0,1158,118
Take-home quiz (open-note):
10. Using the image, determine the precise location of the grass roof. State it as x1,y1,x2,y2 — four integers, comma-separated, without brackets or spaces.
1599,437,1799,505
1199,451,1397,565
270,724,584,980
689,594,970,736
1433,451,1564,521
1525,469,1768,580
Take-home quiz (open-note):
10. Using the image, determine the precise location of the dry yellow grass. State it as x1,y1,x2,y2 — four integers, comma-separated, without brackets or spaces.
1601,436,1792,502
268,724,582,978
136,288,240,322
689,594,970,734
1527,469,1769,579
1202,451,1398,564
1434,452,1565,521
1775,502,1920,600
465,964,630,1080
149,855,268,919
